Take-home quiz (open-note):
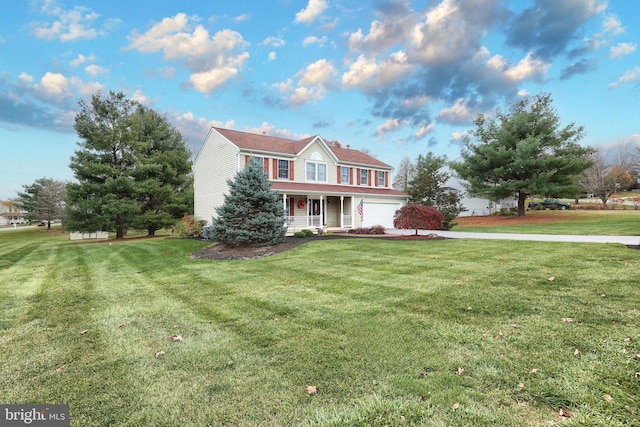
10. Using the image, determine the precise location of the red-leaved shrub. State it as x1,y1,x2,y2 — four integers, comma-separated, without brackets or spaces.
393,204,444,235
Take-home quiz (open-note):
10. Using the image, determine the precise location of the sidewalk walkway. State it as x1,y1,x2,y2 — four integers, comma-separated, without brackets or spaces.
386,229,640,245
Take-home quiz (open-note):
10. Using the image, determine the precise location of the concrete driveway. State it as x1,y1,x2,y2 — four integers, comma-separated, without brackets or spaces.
386,229,640,245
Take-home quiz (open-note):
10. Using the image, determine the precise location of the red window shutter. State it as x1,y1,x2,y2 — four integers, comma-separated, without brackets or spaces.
264,158,269,174
289,160,294,180
350,168,353,184
385,171,389,187
289,197,294,216
337,166,341,184
245,156,250,166
368,170,372,186
375,171,379,187
357,168,361,185
273,159,278,179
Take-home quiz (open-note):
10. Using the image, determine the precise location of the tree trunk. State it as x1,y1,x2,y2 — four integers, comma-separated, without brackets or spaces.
147,228,156,237
116,228,127,239
517,192,527,217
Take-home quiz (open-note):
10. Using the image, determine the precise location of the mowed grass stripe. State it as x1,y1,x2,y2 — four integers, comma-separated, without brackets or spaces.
2,229,639,425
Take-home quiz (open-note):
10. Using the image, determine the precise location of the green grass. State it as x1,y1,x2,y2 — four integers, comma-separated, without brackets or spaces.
455,210,640,235
1,228,639,426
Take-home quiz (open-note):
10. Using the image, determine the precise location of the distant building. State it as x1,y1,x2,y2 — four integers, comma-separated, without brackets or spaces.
0,200,27,225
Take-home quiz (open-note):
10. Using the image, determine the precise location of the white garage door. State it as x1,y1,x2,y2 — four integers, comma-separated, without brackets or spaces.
362,202,401,229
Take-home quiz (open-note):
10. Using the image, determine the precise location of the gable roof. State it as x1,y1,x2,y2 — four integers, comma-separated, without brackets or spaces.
213,127,392,169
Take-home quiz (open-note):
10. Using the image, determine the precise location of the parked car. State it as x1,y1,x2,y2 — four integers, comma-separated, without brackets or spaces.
528,198,571,210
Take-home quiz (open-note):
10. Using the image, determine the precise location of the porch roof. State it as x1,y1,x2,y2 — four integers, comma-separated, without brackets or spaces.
271,181,408,198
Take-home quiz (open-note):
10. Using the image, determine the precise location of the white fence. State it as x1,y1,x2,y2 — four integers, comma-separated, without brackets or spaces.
70,231,109,240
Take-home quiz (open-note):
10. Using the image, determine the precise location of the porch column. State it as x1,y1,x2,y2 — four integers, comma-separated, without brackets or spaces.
340,196,344,228
320,195,324,228
351,196,355,226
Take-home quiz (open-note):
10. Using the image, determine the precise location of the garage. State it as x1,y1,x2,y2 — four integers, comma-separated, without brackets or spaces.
361,202,401,229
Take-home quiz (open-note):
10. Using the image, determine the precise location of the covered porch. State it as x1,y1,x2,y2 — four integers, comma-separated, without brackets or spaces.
279,194,358,233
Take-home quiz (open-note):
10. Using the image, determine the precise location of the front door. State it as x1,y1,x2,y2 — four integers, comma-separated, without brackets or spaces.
308,199,323,227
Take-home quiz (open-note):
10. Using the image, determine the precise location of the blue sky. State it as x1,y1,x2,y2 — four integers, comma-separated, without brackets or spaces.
1,0,639,199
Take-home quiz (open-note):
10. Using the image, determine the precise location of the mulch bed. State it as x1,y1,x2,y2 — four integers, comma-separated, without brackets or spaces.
190,233,446,260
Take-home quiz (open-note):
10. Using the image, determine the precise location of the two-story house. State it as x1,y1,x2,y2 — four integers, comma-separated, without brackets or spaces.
194,127,408,232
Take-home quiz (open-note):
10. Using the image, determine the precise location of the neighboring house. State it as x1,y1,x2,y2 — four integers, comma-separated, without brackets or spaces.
194,127,409,231
0,200,26,225
444,175,517,216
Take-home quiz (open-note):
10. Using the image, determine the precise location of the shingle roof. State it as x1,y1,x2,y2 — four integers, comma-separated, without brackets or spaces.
271,181,408,197
213,127,392,169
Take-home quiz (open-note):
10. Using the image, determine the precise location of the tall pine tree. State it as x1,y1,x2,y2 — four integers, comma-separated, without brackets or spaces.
210,158,286,247
66,91,192,237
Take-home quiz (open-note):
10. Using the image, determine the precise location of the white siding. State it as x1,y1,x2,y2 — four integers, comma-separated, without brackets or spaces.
193,129,240,225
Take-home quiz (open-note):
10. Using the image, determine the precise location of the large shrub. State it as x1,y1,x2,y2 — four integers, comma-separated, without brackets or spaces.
210,158,286,247
393,204,444,235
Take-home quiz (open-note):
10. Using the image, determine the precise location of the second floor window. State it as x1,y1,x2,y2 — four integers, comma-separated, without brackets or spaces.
340,166,350,184
278,159,289,179
378,171,386,187
360,168,369,185
306,161,327,182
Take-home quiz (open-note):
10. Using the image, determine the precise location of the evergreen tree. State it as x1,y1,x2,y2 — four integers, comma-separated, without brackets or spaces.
210,158,286,247
130,106,193,236
17,178,67,230
451,93,593,217
407,153,465,230
66,91,193,237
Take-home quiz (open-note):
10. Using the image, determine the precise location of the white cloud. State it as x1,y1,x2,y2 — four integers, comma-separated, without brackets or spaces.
375,118,406,139
610,42,636,58
70,53,96,66
84,64,108,76
450,131,467,144
437,99,475,124
245,122,309,140
268,51,276,61
40,72,69,94
18,72,34,84
298,59,335,87
131,90,152,106
303,35,328,47
415,122,434,138
272,79,294,94
609,67,640,88
483,50,549,84
234,14,250,22
30,2,108,42
342,52,412,92
294,0,327,24
274,59,336,106
602,15,623,36
127,13,250,93
410,0,478,65
261,36,285,47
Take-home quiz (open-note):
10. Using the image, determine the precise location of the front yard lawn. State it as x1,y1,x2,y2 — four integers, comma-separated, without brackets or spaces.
1,228,638,426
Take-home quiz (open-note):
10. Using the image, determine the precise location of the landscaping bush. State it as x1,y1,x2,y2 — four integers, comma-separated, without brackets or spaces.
348,225,386,235
301,229,314,236
393,204,444,235
293,231,307,238
173,215,203,238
